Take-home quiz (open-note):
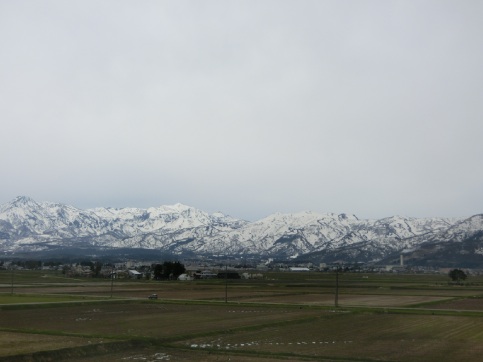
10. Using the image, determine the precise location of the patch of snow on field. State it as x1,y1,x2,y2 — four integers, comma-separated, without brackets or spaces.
122,352,170,361
188,340,353,350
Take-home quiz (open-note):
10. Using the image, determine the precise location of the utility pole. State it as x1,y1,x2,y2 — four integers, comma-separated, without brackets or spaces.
334,265,340,308
224,264,228,303
10,266,14,295
110,266,114,298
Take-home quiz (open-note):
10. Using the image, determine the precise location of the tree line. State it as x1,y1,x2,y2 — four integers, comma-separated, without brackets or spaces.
1,259,187,280
151,261,186,280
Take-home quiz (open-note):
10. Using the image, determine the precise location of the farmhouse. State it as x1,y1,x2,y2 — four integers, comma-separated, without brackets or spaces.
178,273,193,281
289,267,310,272
128,269,142,279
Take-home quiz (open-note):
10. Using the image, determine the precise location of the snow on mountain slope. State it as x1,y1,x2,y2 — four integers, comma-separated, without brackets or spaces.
202,211,359,256
0,196,106,238
351,216,457,252
378,215,483,267
0,196,479,264
436,214,483,242
0,196,247,252
401,214,483,247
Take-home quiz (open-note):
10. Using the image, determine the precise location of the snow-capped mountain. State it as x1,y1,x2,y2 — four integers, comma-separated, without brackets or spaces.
380,214,483,267
0,196,246,253
1,196,482,266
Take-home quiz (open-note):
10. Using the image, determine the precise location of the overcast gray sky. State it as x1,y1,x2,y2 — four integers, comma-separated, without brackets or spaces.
1,0,482,221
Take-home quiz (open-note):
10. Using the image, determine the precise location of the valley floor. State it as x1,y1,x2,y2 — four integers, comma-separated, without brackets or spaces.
1,271,483,361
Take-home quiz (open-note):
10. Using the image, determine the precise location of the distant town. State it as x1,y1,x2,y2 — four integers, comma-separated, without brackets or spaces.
2,256,481,281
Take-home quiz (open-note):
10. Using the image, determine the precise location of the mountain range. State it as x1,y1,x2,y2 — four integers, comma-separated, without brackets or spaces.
1,196,483,267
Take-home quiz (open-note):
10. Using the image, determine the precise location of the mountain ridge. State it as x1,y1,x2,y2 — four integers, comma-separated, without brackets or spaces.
1,196,482,267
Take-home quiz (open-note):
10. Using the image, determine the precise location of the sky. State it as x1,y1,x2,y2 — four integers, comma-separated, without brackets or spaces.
1,0,482,221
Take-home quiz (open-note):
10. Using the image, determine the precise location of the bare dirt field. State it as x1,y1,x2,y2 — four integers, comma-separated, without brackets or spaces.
2,299,483,361
70,347,300,362
3,271,483,361
428,296,483,311
0,302,321,339
176,312,483,362
0,331,104,358
241,292,449,307
10,282,465,307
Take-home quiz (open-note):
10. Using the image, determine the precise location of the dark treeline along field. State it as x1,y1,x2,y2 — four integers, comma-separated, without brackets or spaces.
1,269,483,361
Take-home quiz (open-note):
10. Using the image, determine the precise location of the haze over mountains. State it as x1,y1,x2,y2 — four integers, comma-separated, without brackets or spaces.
1,196,483,267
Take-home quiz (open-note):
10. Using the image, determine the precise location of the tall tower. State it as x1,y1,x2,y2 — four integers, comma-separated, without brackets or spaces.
400,254,404,267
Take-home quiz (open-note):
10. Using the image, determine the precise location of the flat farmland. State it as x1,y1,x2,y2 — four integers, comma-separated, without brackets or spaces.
69,346,301,362
177,312,483,362
0,331,105,358
3,270,483,361
427,296,483,311
241,292,448,307
0,303,321,339
0,294,107,305
3,303,482,361
4,271,483,305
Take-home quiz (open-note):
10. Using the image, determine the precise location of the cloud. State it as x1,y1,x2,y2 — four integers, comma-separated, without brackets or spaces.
1,1,482,220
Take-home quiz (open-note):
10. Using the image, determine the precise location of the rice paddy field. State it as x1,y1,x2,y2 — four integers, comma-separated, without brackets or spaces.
2,269,483,361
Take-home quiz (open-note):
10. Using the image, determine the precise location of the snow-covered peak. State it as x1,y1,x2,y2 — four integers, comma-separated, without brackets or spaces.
12,195,36,205
212,212,226,218
0,195,39,212
338,213,359,221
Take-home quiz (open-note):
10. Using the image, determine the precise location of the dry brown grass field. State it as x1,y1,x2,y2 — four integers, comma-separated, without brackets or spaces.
2,270,483,361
